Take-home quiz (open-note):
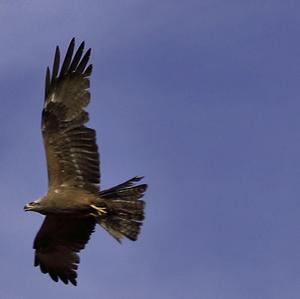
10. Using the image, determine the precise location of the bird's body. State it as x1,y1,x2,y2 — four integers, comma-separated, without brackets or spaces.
24,39,147,286
32,187,101,215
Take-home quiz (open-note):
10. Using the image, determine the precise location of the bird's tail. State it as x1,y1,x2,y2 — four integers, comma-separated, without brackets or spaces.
96,176,147,242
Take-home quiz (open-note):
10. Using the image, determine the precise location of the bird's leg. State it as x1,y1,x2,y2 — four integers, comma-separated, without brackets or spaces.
90,204,107,216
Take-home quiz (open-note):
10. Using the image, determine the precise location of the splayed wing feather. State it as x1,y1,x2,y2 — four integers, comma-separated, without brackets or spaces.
42,39,99,189
59,38,75,77
51,46,60,86
69,41,85,72
44,67,50,99
76,48,91,73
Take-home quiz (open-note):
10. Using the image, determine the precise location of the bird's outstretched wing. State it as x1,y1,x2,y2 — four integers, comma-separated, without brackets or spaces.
42,38,100,190
33,215,96,286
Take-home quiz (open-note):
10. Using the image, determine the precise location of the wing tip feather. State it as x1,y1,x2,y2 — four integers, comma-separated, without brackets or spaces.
46,39,92,99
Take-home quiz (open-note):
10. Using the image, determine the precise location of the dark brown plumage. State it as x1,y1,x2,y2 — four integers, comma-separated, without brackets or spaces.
24,39,147,286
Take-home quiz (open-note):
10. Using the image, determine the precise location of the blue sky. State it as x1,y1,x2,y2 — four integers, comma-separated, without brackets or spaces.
0,0,299,298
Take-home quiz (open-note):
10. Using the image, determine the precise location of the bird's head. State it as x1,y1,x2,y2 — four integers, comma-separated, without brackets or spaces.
24,199,42,212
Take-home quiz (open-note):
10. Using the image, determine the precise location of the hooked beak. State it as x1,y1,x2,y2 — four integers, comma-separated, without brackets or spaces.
24,203,34,211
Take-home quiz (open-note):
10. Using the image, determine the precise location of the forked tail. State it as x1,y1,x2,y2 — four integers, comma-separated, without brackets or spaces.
97,176,147,242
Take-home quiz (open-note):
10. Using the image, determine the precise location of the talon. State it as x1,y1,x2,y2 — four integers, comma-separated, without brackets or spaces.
90,204,107,216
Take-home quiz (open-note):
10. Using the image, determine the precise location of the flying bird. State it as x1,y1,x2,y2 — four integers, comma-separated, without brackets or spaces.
24,39,147,286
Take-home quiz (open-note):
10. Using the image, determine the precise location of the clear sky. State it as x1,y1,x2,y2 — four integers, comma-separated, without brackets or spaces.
0,1,299,298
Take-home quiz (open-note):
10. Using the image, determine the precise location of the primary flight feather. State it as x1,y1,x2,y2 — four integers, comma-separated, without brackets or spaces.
24,39,147,286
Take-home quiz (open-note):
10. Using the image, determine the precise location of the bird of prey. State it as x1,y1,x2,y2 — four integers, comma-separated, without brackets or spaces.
24,39,147,286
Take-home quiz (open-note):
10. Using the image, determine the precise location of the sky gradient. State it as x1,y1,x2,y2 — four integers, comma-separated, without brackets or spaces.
0,1,299,298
